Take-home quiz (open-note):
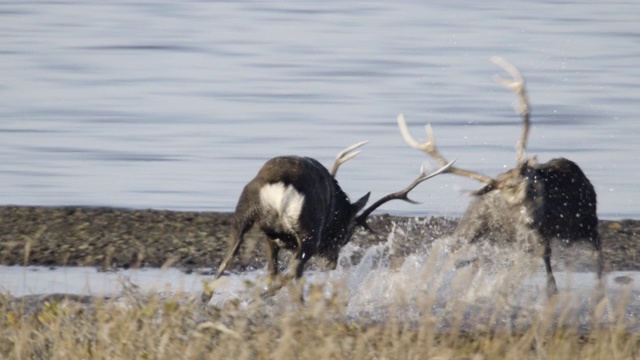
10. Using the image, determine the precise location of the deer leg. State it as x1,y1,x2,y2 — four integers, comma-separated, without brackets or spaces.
266,238,280,278
288,233,319,280
592,234,607,302
261,235,318,300
596,246,606,296
215,222,252,279
201,220,254,304
324,252,339,271
596,249,604,280
543,241,558,297
593,234,604,280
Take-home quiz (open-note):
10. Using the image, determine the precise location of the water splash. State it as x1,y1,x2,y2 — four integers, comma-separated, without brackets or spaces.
205,218,639,331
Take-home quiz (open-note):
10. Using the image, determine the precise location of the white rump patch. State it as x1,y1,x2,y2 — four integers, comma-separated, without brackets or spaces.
259,182,305,231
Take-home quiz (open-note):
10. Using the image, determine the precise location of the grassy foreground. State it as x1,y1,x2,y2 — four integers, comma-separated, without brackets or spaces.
1,280,638,360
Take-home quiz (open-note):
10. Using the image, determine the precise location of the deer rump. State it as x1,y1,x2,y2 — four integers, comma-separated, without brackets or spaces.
456,157,600,254
245,156,358,266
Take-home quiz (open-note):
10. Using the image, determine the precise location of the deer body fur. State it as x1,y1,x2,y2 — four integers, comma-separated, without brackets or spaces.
455,158,601,295
217,156,368,281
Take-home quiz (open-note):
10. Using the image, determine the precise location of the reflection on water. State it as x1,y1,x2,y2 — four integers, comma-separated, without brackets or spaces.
0,2,638,219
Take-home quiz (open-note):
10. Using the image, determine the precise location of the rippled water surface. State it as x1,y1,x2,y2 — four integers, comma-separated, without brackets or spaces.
1,1,638,218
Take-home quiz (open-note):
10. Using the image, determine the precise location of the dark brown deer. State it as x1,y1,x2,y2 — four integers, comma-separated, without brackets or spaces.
213,139,454,294
398,57,602,298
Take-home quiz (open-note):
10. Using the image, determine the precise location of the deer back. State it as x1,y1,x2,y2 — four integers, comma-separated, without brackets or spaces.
522,158,599,244
457,157,599,248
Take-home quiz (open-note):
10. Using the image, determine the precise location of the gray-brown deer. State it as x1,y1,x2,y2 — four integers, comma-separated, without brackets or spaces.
213,139,453,295
398,57,602,298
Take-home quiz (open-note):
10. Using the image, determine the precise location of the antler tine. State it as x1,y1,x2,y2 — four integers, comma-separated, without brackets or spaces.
356,160,455,224
330,140,368,177
398,114,450,166
491,56,525,92
491,56,531,164
399,160,457,203
398,114,493,184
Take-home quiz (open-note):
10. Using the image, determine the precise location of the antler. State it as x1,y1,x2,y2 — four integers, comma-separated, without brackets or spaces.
330,140,369,177
355,159,455,225
397,114,493,184
491,56,531,165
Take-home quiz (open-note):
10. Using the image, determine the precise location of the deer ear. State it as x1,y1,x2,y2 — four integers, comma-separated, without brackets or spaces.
352,192,370,214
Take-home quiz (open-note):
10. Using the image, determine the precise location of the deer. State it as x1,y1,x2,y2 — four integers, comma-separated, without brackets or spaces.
397,57,602,298
209,139,454,298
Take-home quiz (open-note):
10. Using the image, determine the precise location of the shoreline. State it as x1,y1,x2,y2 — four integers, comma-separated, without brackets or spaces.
0,205,638,273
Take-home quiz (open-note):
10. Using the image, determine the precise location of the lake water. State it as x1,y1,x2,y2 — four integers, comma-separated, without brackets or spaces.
1,1,638,219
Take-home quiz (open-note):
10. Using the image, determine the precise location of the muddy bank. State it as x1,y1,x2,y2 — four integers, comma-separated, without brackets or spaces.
0,206,637,273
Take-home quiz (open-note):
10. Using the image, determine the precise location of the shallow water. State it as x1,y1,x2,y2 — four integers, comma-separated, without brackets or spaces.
2,226,639,332
1,2,638,219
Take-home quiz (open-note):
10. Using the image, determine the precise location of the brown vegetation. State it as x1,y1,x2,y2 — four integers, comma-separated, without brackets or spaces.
1,280,639,359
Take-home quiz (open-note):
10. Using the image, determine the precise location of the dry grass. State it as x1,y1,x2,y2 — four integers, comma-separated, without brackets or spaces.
1,277,639,360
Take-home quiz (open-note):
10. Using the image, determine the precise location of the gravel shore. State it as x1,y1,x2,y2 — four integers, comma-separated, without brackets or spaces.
0,206,638,273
